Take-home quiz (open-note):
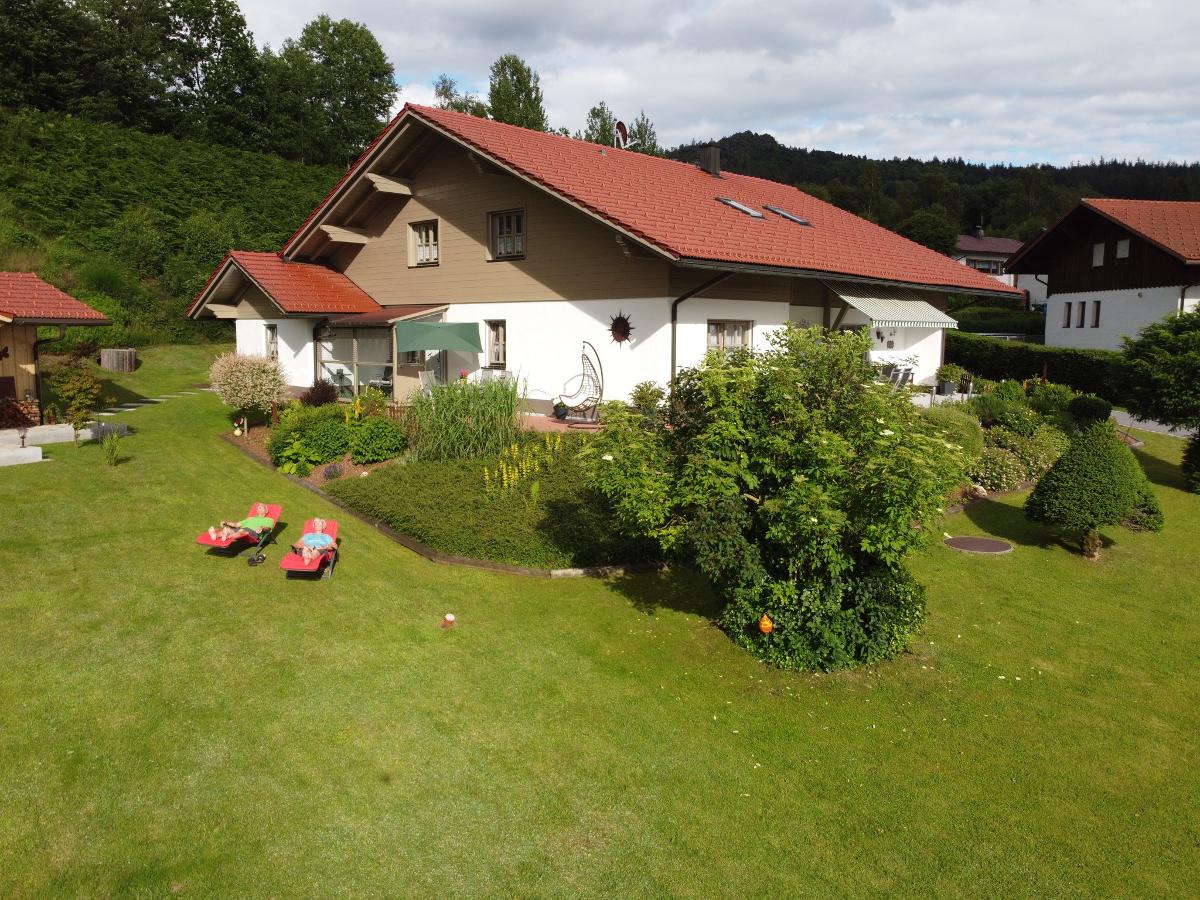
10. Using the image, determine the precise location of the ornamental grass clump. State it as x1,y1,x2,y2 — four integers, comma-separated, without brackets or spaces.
1025,421,1162,558
405,377,523,460
209,353,286,422
586,325,968,672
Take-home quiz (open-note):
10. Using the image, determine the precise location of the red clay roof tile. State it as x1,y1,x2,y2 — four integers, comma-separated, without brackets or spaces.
1082,198,1200,263
189,252,380,316
0,272,109,323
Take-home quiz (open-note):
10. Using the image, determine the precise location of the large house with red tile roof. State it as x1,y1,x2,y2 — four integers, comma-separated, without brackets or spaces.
1007,198,1200,351
0,272,109,425
189,104,1018,406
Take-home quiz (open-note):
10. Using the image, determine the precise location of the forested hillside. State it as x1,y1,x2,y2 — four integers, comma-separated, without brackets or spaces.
0,108,341,346
672,132,1200,253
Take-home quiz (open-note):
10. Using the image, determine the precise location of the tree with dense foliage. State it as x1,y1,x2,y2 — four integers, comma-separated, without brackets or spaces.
581,101,617,146
626,110,661,155
1121,310,1200,491
1025,421,1161,558
49,361,103,445
433,74,488,117
486,54,547,131
209,352,286,421
586,325,967,671
897,203,960,255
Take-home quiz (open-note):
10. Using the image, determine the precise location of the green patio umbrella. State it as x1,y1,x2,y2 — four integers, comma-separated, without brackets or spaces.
393,321,483,354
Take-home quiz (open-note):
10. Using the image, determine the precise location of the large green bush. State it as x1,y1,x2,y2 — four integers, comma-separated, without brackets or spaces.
947,331,1126,402
985,424,1071,481
586,325,966,671
970,446,1026,492
349,416,407,464
922,405,984,465
326,435,657,569
267,403,346,464
304,417,351,463
1182,435,1200,493
1025,422,1161,557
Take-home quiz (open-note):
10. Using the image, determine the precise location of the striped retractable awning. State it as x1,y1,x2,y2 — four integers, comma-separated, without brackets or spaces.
824,281,959,329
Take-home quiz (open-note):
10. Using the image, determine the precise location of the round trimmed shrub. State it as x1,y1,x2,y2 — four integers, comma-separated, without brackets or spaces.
1068,393,1112,426
1182,433,1200,493
1025,422,1157,557
1028,381,1075,418
349,415,407,464
970,446,1025,492
922,405,984,464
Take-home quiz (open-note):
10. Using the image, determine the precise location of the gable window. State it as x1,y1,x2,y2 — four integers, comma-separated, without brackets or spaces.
485,320,507,368
1116,238,1130,263
488,210,524,260
1077,301,1087,328
707,320,752,351
1063,301,1073,328
410,220,439,266
1092,242,1105,267
265,324,278,359
1092,301,1102,328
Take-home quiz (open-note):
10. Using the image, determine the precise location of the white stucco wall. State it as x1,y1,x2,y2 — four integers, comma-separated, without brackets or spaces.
441,296,792,406
1044,286,1192,351
234,318,316,388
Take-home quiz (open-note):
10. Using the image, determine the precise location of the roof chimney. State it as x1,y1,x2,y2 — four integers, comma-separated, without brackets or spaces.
698,146,721,177
973,223,985,240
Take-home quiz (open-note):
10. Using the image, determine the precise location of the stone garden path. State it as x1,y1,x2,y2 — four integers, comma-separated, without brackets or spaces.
94,391,202,417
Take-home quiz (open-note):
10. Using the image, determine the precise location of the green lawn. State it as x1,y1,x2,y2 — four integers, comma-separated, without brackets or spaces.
2,346,1197,897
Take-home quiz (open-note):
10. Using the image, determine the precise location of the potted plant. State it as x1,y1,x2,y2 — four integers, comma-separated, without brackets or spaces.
936,363,965,396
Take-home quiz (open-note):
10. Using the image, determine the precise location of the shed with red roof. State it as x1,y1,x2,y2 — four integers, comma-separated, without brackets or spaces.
0,272,109,426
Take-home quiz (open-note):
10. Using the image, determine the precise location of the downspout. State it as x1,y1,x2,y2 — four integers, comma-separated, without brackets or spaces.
670,272,735,383
32,325,66,425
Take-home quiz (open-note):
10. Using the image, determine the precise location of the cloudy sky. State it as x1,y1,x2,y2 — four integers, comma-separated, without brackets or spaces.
239,0,1200,165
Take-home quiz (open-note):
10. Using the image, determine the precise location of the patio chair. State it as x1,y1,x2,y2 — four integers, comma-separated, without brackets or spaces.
280,518,340,579
195,502,282,566
557,341,604,421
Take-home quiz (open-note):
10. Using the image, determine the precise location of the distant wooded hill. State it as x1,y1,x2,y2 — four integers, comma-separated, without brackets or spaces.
671,132,1200,253
0,108,340,347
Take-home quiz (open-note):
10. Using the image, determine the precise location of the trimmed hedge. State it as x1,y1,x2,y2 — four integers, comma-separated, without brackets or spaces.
946,332,1127,402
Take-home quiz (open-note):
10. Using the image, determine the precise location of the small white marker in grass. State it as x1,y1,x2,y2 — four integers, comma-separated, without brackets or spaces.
441,613,456,628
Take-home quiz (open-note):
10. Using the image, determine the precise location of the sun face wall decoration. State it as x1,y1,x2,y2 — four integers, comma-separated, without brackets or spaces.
609,311,634,345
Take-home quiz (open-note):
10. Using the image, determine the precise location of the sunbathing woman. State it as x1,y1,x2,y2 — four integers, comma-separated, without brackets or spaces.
208,502,273,542
291,517,333,562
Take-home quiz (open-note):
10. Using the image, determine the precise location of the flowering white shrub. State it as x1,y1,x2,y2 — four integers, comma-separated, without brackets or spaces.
209,353,287,415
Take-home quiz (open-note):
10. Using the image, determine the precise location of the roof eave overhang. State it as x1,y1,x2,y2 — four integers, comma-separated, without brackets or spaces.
12,317,111,326
189,256,290,320
676,257,1023,299
282,107,678,267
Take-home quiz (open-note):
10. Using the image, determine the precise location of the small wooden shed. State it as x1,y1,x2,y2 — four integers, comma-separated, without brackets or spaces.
0,272,110,425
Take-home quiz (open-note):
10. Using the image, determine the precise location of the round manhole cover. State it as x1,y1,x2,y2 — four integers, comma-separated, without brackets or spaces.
943,535,1013,554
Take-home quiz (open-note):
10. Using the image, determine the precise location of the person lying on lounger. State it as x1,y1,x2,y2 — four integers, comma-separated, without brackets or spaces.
290,517,333,562
208,503,273,543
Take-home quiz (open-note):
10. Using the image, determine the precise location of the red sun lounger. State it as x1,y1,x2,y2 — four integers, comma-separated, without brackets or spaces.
280,518,340,579
196,502,282,566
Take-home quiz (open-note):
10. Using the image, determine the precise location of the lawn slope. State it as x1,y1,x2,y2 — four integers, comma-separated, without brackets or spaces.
0,347,1197,897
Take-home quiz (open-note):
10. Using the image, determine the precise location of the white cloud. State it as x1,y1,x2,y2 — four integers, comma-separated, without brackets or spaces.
238,0,1200,163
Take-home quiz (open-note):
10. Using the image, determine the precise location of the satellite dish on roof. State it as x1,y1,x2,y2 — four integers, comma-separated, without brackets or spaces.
614,120,629,149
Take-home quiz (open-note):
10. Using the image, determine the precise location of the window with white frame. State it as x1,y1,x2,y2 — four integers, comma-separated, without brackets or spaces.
486,320,507,368
410,220,439,266
1077,301,1087,328
1092,301,1102,328
1092,242,1105,267
1063,301,1073,328
707,320,752,351
1116,238,1130,262
488,210,524,259
968,258,1002,275
265,324,278,359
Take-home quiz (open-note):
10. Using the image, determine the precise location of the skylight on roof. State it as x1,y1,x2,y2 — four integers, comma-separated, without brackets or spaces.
716,197,764,219
764,204,812,226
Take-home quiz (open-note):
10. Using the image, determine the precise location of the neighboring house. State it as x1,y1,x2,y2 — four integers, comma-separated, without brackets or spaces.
188,105,1018,406
953,226,1047,307
0,272,110,425
1007,199,1200,351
